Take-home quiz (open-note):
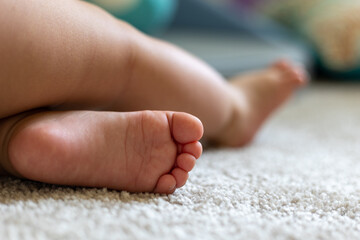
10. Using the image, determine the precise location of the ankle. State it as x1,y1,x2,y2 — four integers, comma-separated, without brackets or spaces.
209,96,253,147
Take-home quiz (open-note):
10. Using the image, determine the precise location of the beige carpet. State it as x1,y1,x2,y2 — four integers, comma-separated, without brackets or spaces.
1,83,360,240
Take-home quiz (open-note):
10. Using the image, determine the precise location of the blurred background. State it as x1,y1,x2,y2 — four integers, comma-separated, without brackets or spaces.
85,0,340,78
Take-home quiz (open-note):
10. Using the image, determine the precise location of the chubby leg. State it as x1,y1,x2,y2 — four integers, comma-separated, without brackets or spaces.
0,110,203,193
112,36,307,146
0,0,235,145
0,0,306,147
0,0,207,193
0,0,136,118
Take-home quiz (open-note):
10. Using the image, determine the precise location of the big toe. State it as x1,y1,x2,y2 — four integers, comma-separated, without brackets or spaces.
167,112,203,144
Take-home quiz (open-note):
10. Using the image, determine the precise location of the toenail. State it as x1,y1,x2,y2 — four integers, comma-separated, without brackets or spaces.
169,184,176,191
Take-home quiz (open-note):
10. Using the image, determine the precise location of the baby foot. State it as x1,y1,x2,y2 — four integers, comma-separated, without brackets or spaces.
215,60,307,147
6,110,203,194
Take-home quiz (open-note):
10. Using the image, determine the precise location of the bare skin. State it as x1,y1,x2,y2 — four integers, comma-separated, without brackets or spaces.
0,0,306,193
4,111,203,193
218,61,306,146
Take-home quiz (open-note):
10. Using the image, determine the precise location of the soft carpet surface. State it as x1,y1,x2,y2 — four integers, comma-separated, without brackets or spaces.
1,83,360,240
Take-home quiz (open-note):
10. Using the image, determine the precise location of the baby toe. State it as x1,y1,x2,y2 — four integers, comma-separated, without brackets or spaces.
169,112,203,144
177,153,196,172
182,141,202,159
273,60,308,85
154,174,176,194
294,67,309,85
171,168,189,188
272,60,291,70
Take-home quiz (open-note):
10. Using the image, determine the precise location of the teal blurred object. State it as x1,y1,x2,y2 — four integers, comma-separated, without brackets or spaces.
86,0,177,34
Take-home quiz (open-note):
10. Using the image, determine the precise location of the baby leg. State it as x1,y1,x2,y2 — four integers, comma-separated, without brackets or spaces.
0,0,137,118
0,110,203,194
0,0,233,140
0,0,205,193
104,36,307,146
0,0,306,160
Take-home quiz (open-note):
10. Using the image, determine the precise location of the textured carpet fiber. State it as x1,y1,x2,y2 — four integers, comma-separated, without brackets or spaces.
1,83,360,240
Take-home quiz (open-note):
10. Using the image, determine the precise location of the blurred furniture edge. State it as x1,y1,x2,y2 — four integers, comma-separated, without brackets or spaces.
161,0,313,77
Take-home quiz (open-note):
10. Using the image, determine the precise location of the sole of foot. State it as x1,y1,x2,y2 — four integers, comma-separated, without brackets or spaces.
7,110,203,194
